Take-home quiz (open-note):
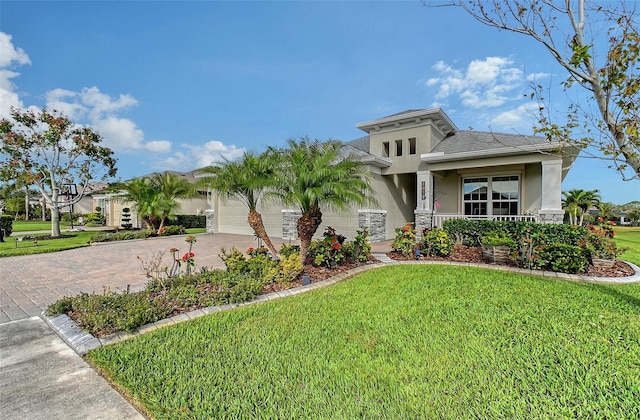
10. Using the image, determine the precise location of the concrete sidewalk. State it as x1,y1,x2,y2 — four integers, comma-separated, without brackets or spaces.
0,317,144,419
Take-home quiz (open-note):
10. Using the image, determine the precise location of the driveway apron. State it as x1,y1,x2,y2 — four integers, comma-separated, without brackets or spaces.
0,232,288,420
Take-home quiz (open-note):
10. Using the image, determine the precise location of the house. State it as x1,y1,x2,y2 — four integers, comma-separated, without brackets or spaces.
98,108,579,241
206,108,578,241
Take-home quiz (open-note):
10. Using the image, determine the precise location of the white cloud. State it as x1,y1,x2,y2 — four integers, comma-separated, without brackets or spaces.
144,140,172,153
425,56,526,109
80,86,137,119
526,72,551,82
157,140,246,171
0,33,30,68
490,103,539,130
0,33,31,117
40,86,167,153
91,116,145,150
0,69,23,116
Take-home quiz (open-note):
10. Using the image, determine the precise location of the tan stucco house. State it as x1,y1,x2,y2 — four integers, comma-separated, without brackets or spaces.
98,108,578,242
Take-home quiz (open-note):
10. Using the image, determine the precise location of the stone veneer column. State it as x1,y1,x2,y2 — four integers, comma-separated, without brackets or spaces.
414,209,434,239
538,159,564,224
205,209,215,233
282,209,301,240
357,209,387,242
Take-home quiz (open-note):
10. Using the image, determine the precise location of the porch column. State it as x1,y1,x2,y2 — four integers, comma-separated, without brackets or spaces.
415,170,434,235
539,159,564,224
416,170,433,211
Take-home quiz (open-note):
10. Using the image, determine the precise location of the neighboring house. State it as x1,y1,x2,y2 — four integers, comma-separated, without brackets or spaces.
96,108,579,240
94,171,209,229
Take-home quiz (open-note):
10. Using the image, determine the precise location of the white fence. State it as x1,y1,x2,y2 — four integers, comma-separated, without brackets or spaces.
432,214,539,228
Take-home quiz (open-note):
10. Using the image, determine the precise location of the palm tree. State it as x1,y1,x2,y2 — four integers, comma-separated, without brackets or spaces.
118,172,196,232
118,177,160,230
562,189,601,225
596,202,616,222
198,150,280,257
153,172,197,232
272,137,375,263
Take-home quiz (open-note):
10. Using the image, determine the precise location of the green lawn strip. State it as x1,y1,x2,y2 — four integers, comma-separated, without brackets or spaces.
615,227,640,266
88,265,640,419
11,221,70,232
0,231,95,256
1,228,205,257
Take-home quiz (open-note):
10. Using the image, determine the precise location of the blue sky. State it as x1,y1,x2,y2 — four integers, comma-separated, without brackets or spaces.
1,1,638,204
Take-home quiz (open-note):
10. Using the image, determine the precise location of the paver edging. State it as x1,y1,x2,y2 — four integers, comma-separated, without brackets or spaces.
41,258,639,355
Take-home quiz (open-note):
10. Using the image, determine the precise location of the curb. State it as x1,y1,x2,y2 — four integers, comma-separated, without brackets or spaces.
43,258,640,356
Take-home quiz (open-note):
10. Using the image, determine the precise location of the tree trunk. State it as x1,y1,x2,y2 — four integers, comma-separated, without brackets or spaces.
297,207,323,264
247,209,279,259
51,202,61,237
24,187,29,221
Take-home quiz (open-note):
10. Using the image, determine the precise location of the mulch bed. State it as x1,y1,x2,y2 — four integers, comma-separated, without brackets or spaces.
386,245,636,278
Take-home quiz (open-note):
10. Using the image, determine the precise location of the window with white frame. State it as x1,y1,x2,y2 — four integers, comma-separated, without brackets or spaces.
463,175,519,216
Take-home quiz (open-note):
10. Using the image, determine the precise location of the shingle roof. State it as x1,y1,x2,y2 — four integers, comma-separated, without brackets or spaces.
345,136,370,153
431,130,555,154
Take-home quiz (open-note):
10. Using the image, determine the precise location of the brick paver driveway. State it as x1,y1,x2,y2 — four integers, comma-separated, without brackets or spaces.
0,233,286,324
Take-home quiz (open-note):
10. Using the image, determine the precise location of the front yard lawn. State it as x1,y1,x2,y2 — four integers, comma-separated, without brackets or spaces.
88,265,640,419
615,226,640,265
0,228,206,257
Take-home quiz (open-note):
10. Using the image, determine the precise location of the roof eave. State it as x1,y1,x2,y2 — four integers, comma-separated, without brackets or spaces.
421,143,565,162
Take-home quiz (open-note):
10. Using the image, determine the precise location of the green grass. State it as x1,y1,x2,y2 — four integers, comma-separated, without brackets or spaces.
11,220,69,232
88,265,640,419
0,227,206,257
615,226,640,266
0,231,95,256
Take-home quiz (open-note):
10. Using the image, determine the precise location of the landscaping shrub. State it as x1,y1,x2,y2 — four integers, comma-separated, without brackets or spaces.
46,289,170,336
391,222,417,257
421,227,453,257
480,230,518,248
83,211,105,227
585,220,627,261
158,225,186,236
91,230,153,242
0,215,13,239
279,243,300,257
349,226,372,262
309,226,347,267
526,243,589,273
273,253,303,285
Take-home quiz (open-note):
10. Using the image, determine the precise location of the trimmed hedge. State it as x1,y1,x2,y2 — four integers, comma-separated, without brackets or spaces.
166,215,206,229
442,219,595,274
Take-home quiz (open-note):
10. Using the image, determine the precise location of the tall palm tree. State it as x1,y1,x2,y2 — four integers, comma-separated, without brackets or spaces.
198,150,280,257
272,137,375,263
562,189,601,225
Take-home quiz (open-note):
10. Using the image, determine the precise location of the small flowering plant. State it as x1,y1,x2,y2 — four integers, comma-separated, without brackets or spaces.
391,222,417,258
167,235,198,277
246,246,269,258
586,220,625,260
313,226,347,267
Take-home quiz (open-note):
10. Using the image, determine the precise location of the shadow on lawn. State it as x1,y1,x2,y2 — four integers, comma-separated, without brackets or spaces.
592,284,640,311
